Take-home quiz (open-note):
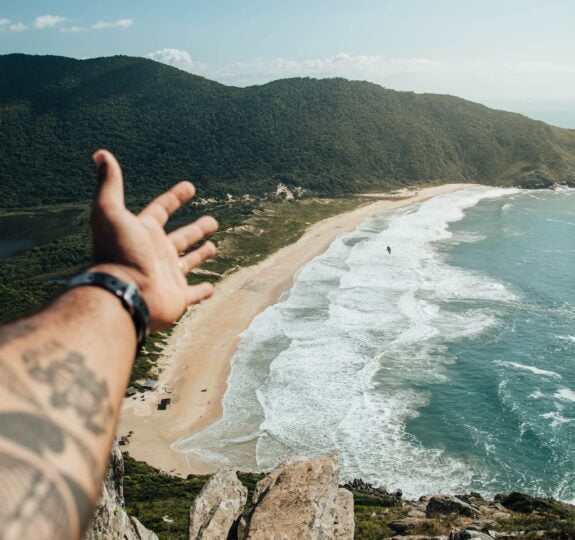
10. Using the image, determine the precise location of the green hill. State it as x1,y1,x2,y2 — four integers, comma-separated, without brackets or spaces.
1,53,575,207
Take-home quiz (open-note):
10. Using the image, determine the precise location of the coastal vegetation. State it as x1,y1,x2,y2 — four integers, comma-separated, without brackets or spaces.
122,454,575,539
1,54,575,208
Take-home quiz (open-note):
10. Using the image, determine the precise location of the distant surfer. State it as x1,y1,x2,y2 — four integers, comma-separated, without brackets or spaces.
387,246,391,255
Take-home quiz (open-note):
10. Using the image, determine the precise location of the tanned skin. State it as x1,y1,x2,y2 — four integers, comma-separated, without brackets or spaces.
0,150,219,539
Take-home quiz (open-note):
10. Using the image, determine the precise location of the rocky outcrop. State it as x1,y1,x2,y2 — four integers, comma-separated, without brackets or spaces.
425,495,480,518
83,444,158,540
334,488,355,539
188,469,247,540
101,450,575,539
247,455,353,539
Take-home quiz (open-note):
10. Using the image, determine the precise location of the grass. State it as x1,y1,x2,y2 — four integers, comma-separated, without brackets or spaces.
353,492,407,539
201,197,369,274
494,493,575,539
123,453,264,539
123,454,208,539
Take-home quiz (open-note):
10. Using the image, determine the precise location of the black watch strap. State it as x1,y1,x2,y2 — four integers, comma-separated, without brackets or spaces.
67,272,150,352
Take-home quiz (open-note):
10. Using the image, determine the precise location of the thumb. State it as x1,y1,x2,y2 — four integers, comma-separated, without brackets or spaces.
93,149,125,214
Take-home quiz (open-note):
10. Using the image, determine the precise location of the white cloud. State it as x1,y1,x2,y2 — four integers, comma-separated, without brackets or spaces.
61,25,86,33
146,48,207,72
33,15,66,29
9,22,27,32
92,18,133,30
209,54,456,88
145,49,575,101
0,18,10,27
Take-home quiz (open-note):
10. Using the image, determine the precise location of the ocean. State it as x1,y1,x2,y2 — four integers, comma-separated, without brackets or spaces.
174,186,575,501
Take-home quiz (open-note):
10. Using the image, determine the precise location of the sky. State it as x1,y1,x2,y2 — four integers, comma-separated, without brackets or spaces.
1,0,575,127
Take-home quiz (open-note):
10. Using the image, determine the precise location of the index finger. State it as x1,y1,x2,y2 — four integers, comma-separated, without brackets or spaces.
139,181,196,226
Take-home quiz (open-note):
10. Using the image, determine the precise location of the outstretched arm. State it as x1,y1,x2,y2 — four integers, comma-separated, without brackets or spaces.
0,150,218,539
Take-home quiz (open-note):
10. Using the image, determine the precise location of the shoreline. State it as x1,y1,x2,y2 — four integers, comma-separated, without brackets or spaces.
117,183,476,476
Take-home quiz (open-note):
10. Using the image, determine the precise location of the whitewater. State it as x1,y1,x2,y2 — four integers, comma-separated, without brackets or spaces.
174,186,575,501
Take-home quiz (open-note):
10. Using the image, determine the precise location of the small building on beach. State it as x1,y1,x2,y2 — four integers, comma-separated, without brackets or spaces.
157,397,172,411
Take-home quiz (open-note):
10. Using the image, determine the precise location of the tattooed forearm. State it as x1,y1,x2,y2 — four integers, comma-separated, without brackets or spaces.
0,400,96,538
0,321,37,348
0,358,100,484
0,449,75,540
0,360,43,408
0,284,138,538
23,344,114,435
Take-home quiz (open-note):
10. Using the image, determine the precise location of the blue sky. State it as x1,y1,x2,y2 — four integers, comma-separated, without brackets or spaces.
1,0,575,126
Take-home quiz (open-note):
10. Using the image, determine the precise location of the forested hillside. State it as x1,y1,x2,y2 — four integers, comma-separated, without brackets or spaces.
1,53,575,207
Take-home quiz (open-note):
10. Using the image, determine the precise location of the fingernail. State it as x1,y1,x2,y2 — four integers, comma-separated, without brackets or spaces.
93,151,106,167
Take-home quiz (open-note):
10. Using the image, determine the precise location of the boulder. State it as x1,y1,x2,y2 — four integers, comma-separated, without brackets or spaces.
188,469,247,540
130,517,159,540
247,455,341,539
333,488,354,539
386,536,449,540
449,530,493,539
494,492,570,517
426,496,480,518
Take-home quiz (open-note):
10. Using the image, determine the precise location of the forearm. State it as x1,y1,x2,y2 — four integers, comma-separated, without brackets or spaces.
0,284,137,539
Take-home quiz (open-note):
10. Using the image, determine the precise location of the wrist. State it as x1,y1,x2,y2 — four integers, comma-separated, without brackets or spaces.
68,269,150,352
55,285,137,352
87,263,142,287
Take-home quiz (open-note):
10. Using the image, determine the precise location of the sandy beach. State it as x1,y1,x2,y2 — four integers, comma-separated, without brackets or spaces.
117,183,475,475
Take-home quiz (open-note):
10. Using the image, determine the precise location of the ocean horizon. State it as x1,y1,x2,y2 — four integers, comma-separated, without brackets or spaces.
174,186,575,502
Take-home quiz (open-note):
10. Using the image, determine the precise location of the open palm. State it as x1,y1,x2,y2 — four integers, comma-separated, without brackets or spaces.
90,150,218,331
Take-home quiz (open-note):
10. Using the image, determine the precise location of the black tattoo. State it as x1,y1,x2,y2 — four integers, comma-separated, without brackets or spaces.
0,321,36,348
0,450,73,539
0,359,100,483
0,341,114,536
0,360,42,408
63,473,93,532
0,412,66,456
23,346,113,435
0,412,95,538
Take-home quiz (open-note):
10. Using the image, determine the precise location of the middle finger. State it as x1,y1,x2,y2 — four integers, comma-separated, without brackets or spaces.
169,215,218,253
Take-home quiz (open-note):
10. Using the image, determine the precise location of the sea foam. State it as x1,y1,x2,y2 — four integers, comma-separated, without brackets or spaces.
173,186,520,497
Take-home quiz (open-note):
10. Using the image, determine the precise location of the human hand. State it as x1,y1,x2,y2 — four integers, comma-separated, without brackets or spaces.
89,150,218,331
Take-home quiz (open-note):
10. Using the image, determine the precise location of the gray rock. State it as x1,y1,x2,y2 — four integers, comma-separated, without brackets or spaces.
406,509,428,519
247,455,340,539
388,517,436,534
333,488,354,539
426,495,480,518
83,444,158,540
449,531,494,540
131,517,159,539
465,520,496,531
386,536,449,540
188,469,247,540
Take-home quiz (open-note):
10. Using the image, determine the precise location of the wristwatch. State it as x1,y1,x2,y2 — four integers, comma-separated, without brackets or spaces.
66,272,150,352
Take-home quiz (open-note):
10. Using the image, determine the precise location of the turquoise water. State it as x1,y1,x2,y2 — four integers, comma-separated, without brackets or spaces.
408,189,575,500
175,187,575,501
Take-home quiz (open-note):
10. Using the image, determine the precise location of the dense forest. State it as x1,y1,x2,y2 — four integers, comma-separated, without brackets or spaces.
1,53,575,208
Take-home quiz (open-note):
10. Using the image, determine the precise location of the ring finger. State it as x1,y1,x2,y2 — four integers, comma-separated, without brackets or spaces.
178,241,217,274
169,216,218,253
